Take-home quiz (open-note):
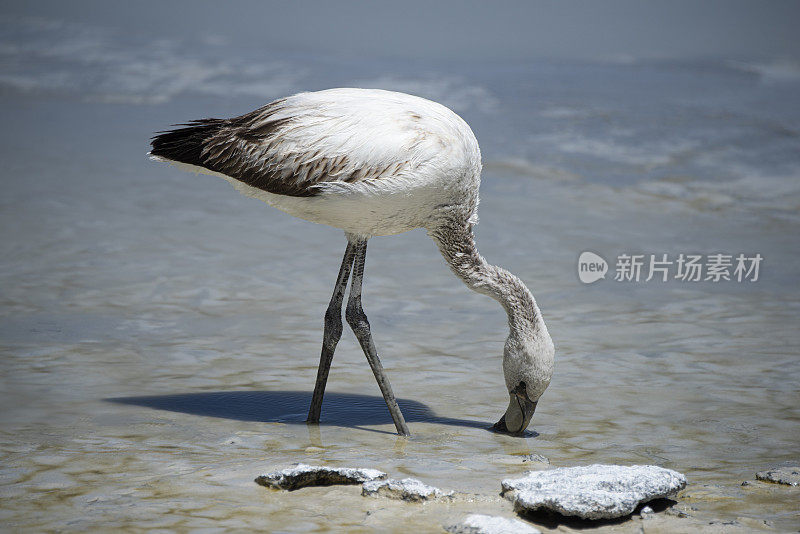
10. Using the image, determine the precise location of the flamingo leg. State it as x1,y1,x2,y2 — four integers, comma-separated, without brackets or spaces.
307,241,357,423
345,239,410,436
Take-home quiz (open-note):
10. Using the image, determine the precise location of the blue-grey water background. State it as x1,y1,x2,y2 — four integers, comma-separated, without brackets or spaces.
1,6,799,532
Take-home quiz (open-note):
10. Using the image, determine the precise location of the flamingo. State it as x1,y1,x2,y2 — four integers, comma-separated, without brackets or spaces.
149,88,554,436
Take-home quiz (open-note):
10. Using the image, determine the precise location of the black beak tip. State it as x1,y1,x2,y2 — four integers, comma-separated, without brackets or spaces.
489,414,526,436
490,414,508,433
489,414,538,437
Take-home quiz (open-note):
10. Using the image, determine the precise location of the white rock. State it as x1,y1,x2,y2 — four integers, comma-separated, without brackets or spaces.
755,466,800,486
255,463,386,491
501,464,687,520
445,514,541,534
362,477,454,502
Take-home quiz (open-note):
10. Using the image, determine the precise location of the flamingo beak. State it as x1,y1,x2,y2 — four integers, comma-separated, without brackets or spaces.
491,391,537,435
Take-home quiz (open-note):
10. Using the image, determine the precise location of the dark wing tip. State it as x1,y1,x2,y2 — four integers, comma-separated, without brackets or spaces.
149,105,321,198
149,119,225,166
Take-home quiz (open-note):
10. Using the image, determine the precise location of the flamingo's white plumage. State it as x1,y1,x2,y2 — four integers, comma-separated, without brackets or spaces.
150,88,554,436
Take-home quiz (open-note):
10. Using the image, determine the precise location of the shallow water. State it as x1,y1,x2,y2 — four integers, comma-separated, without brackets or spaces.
1,16,800,532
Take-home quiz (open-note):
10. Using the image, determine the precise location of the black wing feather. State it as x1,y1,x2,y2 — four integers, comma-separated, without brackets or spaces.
149,102,322,197
150,119,226,168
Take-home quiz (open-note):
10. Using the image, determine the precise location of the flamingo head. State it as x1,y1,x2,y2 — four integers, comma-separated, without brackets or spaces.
492,329,554,435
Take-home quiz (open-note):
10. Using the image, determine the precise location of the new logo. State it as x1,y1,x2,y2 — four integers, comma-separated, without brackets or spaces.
578,251,608,284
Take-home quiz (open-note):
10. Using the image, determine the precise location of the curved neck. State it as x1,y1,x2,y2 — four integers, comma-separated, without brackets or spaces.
428,219,546,340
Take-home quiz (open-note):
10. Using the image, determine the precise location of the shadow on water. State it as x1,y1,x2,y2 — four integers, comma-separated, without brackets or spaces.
518,499,679,530
106,390,495,432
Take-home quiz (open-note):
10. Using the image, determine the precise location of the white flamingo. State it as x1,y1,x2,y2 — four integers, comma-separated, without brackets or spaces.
149,88,554,436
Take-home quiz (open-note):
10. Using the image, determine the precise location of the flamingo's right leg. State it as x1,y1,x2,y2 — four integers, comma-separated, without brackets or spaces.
307,240,357,423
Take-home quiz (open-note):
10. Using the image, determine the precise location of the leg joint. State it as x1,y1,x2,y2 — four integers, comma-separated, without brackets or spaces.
345,302,370,332
324,305,342,328
323,304,344,348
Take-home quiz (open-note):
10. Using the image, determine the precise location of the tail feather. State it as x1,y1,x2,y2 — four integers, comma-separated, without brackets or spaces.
149,119,225,168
